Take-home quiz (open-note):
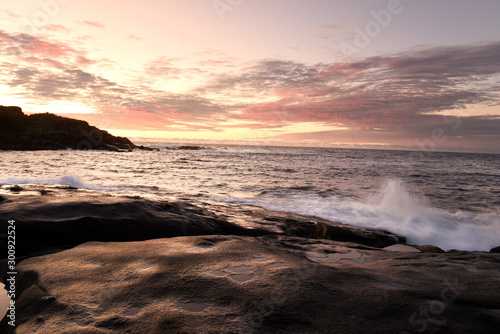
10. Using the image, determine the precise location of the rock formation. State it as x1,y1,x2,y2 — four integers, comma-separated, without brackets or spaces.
0,106,142,151
1,186,499,333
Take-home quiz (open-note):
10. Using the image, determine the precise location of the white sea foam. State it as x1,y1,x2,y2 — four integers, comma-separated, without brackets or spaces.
1,147,498,251
0,175,116,191
213,179,500,251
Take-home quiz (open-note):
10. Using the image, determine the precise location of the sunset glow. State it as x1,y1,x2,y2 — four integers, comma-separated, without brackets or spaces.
1,0,500,152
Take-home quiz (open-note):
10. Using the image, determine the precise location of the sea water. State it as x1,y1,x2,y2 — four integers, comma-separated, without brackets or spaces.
1,145,499,251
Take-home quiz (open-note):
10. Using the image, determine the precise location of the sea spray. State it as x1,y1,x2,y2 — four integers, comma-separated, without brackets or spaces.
2,147,499,251
369,179,500,250
213,179,500,251
372,179,427,221
368,179,446,245
6,174,495,251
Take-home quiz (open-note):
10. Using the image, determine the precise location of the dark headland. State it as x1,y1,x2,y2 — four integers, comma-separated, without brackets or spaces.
1,185,499,333
0,106,146,151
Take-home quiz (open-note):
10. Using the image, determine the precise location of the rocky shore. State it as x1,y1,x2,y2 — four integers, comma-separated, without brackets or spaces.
0,106,149,151
1,185,500,333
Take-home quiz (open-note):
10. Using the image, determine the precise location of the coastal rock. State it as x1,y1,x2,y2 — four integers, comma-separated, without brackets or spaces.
0,186,269,259
7,185,23,192
383,244,421,252
207,201,408,248
2,235,500,333
0,106,138,151
414,245,446,253
1,186,499,333
0,186,407,259
280,217,405,248
490,246,500,253
176,145,204,150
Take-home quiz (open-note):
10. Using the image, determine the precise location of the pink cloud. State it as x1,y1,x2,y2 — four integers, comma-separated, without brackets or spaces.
68,106,204,132
42,24,72,34
2,28,499,152
29,39,69,58
0,30,69,58
0,35,12,43
198,59,233,68
23,57,64,68
76,56,97,65
145,57,204,78
127,34,143,41
0,30,97,69
81,21,106,29
2,10,21,18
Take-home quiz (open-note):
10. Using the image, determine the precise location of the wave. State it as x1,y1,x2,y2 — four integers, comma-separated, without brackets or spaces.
0,175,117,191
213,179,500,251
144,144,176,150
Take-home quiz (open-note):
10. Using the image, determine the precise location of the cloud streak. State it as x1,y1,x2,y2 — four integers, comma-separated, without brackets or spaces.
204,42,500,126
196,42,500,151
80,21,106,29
0,30,228,130
1,27,499,151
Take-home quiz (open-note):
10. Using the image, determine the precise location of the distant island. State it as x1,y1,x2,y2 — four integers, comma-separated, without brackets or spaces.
0,106,145,151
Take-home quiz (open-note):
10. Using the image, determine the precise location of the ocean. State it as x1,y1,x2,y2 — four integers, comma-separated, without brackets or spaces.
1,145,499,251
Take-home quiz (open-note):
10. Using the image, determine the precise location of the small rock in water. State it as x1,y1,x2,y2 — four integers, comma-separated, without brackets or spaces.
176,145,203,150
9,185,23,192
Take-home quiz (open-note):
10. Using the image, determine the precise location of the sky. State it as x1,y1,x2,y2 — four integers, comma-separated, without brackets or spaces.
1,0,500,152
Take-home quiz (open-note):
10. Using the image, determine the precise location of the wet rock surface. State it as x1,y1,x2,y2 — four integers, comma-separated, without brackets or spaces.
2,236,500,333
1,186,499,333
0,186,268,259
